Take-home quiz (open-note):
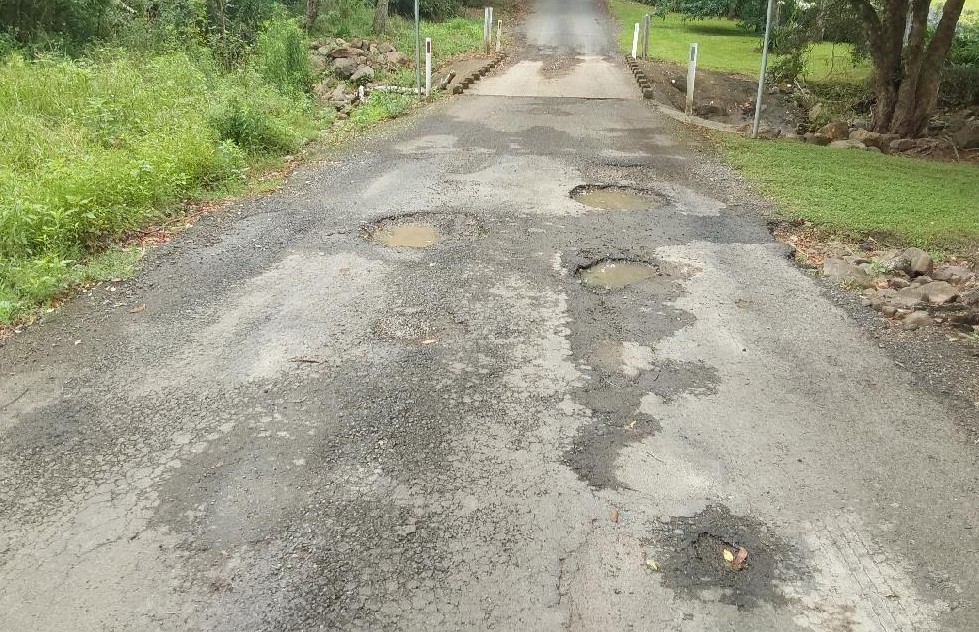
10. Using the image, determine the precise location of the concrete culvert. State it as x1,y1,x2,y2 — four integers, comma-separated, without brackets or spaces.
571,185,662,211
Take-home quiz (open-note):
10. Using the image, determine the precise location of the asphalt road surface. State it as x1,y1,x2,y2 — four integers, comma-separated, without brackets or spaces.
2,0,978,630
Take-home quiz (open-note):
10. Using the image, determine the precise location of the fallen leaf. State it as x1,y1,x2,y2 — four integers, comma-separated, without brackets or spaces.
722,548,735,563
129,304,146,314
644,558,659,571
421,339,437,345
610,508,619,523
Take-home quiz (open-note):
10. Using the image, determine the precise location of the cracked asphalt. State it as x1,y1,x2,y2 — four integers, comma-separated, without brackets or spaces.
2,0,978,629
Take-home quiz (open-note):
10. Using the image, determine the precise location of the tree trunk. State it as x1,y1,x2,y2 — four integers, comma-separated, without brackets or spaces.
373,0,389,35
304,0,319,33
851,0,965,136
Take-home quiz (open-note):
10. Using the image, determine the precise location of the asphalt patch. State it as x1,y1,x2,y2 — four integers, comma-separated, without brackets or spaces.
650,505,803,610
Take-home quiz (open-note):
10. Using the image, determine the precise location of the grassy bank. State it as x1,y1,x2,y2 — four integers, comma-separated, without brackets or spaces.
0,13,485,325
715,134,979,251
608,0,869,82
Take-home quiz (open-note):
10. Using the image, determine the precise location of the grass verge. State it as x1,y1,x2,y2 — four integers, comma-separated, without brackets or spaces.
608,0,869,82
714,133,979,252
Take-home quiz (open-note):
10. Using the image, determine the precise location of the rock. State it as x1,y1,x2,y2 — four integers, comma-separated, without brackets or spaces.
330,47,360,59
911,275,933,286
878,133,900,152
333,57,359,79
932,265,974,284
803,132,832,146
350,65,375,85
961,289,979,307
378,43,395,54
849,129,884,148
349,38,363,50
823,258,875,288
828,139,867,149
889,276,911,289
917,281,959,304
694,102,722,117
902,310,933,329
901,247,933,277
891,286,925,310
851,118,870,130
818,120,850,140
952,120,979,149
889,138,916,152
385,51,409,66
809,103,824,121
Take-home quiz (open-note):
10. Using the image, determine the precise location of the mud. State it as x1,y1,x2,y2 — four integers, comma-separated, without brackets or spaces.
577,260,659,291
571,185,662,211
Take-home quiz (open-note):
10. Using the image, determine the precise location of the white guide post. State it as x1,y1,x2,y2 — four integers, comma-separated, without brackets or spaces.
631,23,640,59
496,19,502,52
686,43,698,115
425,38,432,97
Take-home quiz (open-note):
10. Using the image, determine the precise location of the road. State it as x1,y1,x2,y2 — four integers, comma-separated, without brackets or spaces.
1,0,978,630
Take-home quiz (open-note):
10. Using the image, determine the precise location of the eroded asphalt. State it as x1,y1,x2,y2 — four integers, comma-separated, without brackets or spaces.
2,0,978,630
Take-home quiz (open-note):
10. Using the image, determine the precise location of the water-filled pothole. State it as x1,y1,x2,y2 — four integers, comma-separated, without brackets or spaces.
571,185,662,211
373,223,440,249
578,259,659,291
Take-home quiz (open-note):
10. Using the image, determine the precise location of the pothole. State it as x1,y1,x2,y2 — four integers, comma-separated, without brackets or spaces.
571,185,662,211
364,212,482,249
577,259,660,291
373,223,440,249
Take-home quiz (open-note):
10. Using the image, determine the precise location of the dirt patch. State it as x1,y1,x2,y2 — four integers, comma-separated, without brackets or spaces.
362,212,483,249
649,505,803,609
638,59,804,136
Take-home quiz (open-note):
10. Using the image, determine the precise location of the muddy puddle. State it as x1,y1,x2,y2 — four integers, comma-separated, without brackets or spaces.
572,185,661,211
373,224,440,249
578,260,658,291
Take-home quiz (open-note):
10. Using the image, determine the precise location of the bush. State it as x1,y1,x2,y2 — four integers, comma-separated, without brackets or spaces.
940,65,979,107
254,14,312,94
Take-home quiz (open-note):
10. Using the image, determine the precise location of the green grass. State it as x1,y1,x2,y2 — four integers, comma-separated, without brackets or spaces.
716,134,979,250
609,0,869,82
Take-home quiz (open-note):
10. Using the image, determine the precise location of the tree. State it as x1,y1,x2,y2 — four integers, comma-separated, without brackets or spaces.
849,0,965,136
373,0,389,34
304,0,319,33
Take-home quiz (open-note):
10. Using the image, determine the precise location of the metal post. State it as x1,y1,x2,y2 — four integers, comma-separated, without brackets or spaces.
414,0,421,100
686,43,698,115
642,14,650,60
752,0,776,138
496,19,502,53
425,38,432,97
631,23,640,59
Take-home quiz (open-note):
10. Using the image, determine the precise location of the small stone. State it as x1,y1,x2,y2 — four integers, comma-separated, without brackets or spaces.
804,132,832,146
891,286,925,310
890,138,917,152
350,65,375,85
828,139,867,149
849,129,884,148
333,57,358,79
932,265,974,284
881,305,898,317
911,275,933,286
902,311,933,330
890,277,911,289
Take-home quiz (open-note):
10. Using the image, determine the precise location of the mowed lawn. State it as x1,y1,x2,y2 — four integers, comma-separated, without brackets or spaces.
609,0,869,82
717,135,979,250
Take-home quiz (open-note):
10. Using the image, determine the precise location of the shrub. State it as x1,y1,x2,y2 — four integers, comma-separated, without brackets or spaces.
254,14,312,94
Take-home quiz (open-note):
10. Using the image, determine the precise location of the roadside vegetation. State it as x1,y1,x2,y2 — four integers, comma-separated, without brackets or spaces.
716,135,979,250
0,0,489,324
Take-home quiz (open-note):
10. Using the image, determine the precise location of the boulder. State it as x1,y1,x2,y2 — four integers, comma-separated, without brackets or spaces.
350,65,375,85
818,120,850,140
902,310,933,330
333,57,359,79
878,133,900,152
961,289,979,307
823,258,874,288
917,281,959,305
889,138,916,152
828,139,867,149
849,129,884,148
330,47,360,59
952,120,979,149
378,43,395,54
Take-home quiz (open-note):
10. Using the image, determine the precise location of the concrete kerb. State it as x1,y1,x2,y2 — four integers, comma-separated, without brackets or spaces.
452,52,507,95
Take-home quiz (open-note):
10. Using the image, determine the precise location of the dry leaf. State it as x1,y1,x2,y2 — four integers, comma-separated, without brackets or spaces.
732,547,748,570
421,339,437,345
129,304,146,314
610,508,620,523
723,548,735,563
644,559,659,571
